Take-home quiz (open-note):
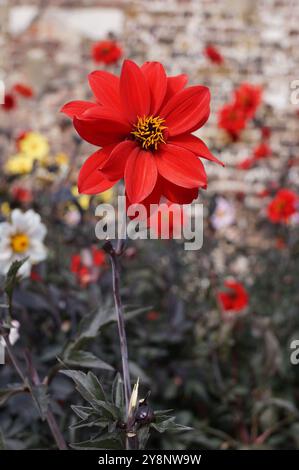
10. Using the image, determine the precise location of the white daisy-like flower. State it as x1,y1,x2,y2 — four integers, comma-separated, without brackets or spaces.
0,209,47,277
211,197,235,230
0,320,20,347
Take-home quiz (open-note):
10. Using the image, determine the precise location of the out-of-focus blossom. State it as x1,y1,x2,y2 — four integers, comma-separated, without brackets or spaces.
5,153,35,175
261,126,271,140
237,157,254,170
91,40,123,64
18,132,49,161
234,83,262,120
11,186,33,204
61,60,222,207
211,197,235,230
267,189,298,223
218,103,247,140
13,83,34,98
0,320,20,347
147,310,160,321
2,93,16,111
253,142,272,160
0,209,47,277
71,186,91,211
64,204,81,226
71,246,106,286
217,280,249,313
204,44,224,65
54,152,69,168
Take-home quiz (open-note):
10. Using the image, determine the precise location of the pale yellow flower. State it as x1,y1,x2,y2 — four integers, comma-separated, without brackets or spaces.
98,188,115,203
55,152,69,167
19,132,49,161
4,153,34,175
71,186,90,210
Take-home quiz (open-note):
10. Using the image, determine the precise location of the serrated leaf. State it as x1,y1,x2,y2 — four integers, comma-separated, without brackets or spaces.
61,370,106,402
31,384,49,421
64,350,113,371
112,373,124,409
70,405,93,420
70,434,122,450
151,417,192,434
137,426,150,449
4,258,28,302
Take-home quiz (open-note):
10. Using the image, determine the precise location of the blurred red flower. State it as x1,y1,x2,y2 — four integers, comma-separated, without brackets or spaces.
71,247,106,286
237,157,254,170
61,60,222,205
147,310,160,321
11,186,33,203
234,83,262,120
253,142,272,160
217,280,249,312
13,83,34,98
267,189,298,223
91,40,122,64
204,44,224,65
2,93,16,111
218,103,247,140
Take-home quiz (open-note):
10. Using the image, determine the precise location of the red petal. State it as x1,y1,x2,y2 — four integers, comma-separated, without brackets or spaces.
160,86,210,136
101,140,137,180
120,60,150,123
156,144,207,188
73,114,130,147
60,100,97,118
78,145,118,194
169,134,224,166
124,147,158,203
88,71,122,110
141,62,167,115
163,74,188,104
126,179,162,220
161,177,199,203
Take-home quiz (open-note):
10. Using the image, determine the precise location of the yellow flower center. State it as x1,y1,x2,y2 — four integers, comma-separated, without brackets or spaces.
11,233,29,253
131,115,166,150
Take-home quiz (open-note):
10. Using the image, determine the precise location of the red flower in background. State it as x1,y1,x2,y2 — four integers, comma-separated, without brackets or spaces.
2,93,16,111
267,189,298,223
218,103,247,140
13,83,34,98
204,44,224,65
91,40,122,64
11,186,33,203
253,142,272,160
61,60,222,207
71,247,106,286
234,83,262,120
217,280,249,313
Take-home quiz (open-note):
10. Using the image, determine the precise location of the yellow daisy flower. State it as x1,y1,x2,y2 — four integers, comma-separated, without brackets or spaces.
19,132,49,161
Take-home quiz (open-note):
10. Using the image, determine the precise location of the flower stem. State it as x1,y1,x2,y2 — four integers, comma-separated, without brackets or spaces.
104,239,139,450
109,245,132,412
3,335,67,450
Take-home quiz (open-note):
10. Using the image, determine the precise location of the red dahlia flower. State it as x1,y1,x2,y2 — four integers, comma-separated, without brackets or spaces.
267,189,298,223
253,142,272,160
13,83,34,98
71,246,106,286
2,93,16,111
204,44,224,65
91,40,122,65
61,60,222,205
218,103,247,140
217,280,249,313
234,83,262,120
